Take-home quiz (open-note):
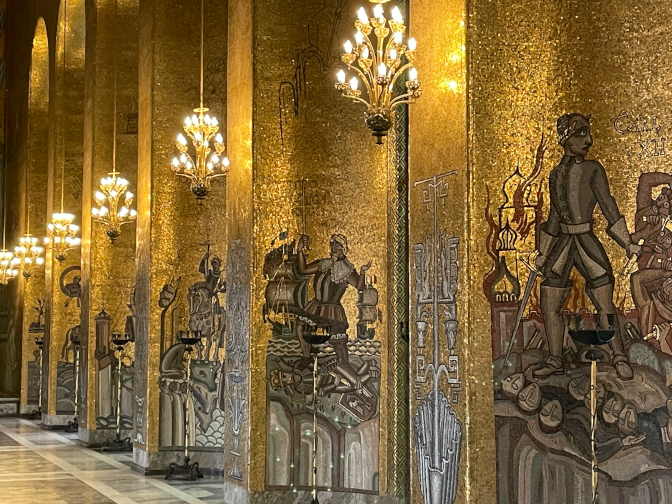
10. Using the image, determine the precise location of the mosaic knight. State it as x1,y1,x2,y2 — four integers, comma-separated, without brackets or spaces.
533,113,641,380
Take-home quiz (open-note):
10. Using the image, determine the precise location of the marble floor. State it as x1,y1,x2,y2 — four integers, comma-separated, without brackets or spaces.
0,418,227,504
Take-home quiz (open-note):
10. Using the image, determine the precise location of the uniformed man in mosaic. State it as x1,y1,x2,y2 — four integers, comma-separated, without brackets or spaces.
534,113,641,380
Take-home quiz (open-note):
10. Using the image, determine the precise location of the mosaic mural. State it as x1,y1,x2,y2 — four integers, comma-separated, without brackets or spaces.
263,232,381,492
487,115,672,503
411,171,463,504
94,307,134,431
158,246,227,449
56,266,82,415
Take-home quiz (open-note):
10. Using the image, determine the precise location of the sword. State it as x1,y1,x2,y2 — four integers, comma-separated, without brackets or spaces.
504,253,540,366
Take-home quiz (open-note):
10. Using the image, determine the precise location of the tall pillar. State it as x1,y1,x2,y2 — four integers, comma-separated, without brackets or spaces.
135,0,227,471
43,0,86,427
407,1,498,503
225,1,402,502
79,0,139,445
0,0,21,407
19,18,50,415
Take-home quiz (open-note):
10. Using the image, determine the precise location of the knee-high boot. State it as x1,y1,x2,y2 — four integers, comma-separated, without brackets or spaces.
533,285,571,378
586,283,634,381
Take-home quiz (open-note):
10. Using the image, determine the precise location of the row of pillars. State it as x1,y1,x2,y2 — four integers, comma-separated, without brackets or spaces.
8,0,497,502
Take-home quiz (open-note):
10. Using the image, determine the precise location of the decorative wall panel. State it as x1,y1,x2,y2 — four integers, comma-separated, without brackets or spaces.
472,1,672,502
250,0,392,495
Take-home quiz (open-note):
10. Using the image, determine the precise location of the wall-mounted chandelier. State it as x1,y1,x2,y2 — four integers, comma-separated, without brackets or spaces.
336,0,421,144
0,250,18,284
171,0,230,200
45,0,80,263
92,0,136,242
13,235,44,279
92,172,136,242
46,212,80,263
13,83,44,279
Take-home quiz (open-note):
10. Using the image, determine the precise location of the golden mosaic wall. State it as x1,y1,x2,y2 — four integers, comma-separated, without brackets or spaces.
245,0,393,495
471,0,672,502
44,0,86,416
0,0,20,398
136,0,227,456
19,17,50,410
408,0,497,503
80,0,139,431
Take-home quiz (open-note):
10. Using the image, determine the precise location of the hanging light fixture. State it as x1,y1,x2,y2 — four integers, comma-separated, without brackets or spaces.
13,81,45,279
171,0,230,201
45,0,80,263
92,0,136,242
336,1,421,144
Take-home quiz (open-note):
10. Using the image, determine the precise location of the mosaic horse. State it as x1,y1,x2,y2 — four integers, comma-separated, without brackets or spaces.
187,281,225,363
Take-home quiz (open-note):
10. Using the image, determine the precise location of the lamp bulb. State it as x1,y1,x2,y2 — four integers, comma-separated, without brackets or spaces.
373,4,383,19
391,6,403,23
357,7,368,23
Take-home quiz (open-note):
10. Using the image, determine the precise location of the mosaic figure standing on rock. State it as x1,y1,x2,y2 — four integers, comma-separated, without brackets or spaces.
533,113,641,380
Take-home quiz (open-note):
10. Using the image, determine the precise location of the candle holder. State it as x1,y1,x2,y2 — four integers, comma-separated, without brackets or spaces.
102,333,132,452
27,336,44,420
165,330,203,481
567,313,615,504
65,333,81,433
310,354,320,504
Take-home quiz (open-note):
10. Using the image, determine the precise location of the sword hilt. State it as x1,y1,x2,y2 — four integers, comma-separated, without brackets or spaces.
620,239,644,276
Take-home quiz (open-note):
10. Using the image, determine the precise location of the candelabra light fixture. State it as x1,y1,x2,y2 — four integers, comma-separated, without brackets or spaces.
46,212,80,263
0,249,18,285
92,0,137,243
171,0,230,200
12,234,44,279
92,172,136,242
46,0,80,263
336,0,421,144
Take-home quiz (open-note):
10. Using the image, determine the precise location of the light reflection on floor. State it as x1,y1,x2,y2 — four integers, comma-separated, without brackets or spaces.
0,418,226,504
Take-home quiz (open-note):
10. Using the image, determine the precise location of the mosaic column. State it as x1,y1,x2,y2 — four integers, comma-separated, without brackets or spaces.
408,0,497,503
135,0,227,472
228,0,398,501
42,0,86,427
79,0,139,444
19,18,50,415
0,0,22,411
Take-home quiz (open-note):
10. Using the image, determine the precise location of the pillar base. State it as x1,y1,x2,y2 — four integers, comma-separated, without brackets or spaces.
19,403,39,415
76,427,133,447
40,413,73,428
131,447,224,475
249,489,403,504
0,396,19,416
